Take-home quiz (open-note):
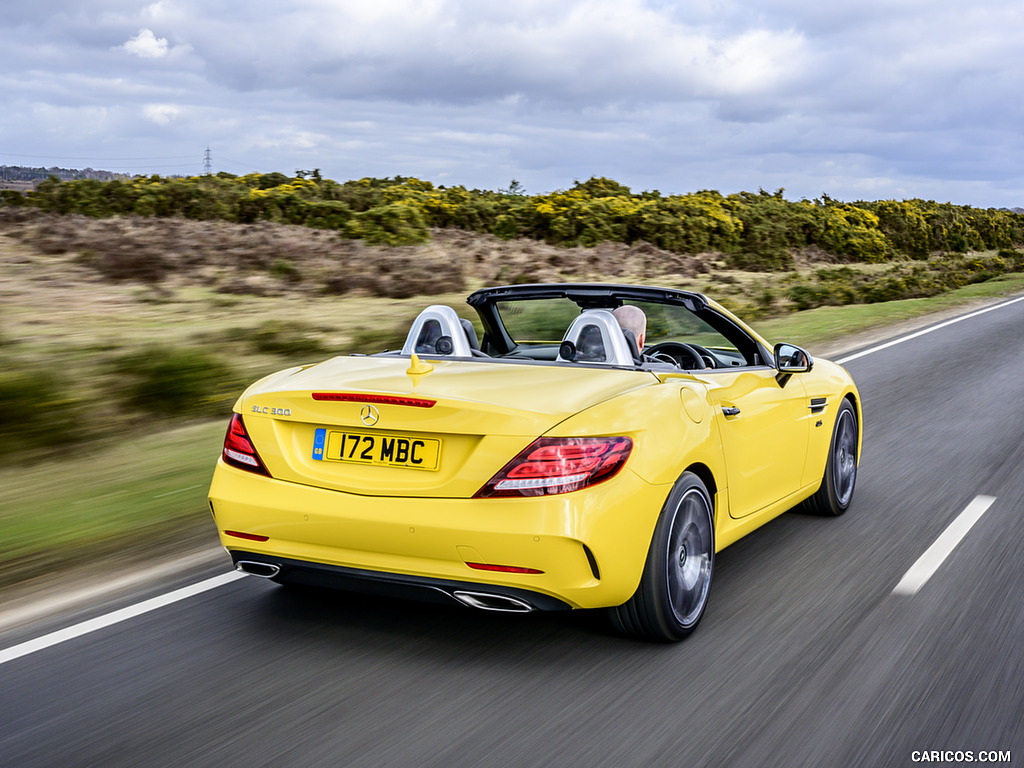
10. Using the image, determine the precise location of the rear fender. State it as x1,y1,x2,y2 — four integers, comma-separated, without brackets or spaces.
546,381,728,596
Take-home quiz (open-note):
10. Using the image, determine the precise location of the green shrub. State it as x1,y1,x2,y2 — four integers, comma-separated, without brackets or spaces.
861,276,911,303
344,203,430,245
111,346,241,418
783,251,1024,312
269,259,302,283
725,192,803,270
78,245,171,283
12,174,1024,262
241,320,332,357
304,200,353,230
252,172,292,190
1,190,27,207
343,324,413,354
786,283,835,311
0,362,82,460
491,213,520,240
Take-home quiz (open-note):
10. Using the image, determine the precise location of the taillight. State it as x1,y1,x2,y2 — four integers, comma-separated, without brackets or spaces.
475,436,632,498
222,414,271,477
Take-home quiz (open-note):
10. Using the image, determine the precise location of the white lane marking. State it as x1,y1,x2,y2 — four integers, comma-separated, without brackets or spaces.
836,294,1024,365
892,495,996,596
0,571,246,667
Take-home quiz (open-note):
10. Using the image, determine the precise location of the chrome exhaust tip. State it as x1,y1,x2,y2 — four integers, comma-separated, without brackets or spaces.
451,590,534,613
235,561,281,579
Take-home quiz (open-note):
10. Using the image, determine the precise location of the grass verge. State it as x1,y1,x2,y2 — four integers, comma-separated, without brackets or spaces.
0,421,225,588
754,273,1024,352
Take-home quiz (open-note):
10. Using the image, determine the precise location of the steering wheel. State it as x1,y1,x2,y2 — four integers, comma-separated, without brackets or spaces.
643,342,711,370
686,343,719,369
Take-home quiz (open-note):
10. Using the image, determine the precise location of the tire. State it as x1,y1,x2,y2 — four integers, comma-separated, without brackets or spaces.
610,472,715,642
801,398,858,516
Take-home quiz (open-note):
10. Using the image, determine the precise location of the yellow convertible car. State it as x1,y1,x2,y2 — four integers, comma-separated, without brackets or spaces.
208,283,860,641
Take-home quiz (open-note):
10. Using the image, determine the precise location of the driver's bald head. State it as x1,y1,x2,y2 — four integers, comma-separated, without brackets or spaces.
612,305,646,348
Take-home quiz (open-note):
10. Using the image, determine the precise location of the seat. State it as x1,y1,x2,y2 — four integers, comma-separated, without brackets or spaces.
460,318,481,351
620,328,643,364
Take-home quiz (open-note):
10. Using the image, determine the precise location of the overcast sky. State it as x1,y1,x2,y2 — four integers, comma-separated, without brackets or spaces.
2,1,1022,207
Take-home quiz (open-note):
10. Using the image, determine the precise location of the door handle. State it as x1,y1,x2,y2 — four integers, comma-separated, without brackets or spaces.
722,406,741,417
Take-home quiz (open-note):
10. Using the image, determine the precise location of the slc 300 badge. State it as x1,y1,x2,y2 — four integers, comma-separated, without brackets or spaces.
251,405,292,416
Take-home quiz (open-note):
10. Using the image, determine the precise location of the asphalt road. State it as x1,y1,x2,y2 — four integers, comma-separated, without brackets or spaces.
3,297,1024,768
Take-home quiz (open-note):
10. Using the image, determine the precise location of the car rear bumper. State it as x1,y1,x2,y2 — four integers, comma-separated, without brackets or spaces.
231,550,573,612
208,459,669,610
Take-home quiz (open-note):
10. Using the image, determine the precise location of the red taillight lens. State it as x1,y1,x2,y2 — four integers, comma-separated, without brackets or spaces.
475,436,632,498
222,414,271,477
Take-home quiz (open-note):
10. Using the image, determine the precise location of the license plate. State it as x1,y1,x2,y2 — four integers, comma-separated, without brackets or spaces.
313,428,441,471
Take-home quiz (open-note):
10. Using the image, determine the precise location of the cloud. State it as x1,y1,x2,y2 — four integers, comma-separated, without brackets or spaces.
1,0,1023,206
143,103,180,125
121,28,169,58
185,0,809,110
251,128,330,151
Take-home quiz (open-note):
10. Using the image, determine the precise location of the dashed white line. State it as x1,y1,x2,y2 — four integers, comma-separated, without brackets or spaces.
892,495,996,596
0,571,246,667
833,299,1017,598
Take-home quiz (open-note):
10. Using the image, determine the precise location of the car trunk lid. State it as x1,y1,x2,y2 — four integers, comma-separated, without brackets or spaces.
237,356,650,498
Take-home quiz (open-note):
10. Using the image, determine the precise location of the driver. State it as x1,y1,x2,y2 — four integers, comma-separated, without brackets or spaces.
612,305,646,349
614,304,709,369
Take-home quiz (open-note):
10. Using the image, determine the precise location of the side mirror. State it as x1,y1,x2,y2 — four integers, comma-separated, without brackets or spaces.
774,342,813,374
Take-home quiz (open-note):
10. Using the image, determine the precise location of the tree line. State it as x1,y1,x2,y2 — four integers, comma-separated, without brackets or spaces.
0,164,128,183
3,172,1023,270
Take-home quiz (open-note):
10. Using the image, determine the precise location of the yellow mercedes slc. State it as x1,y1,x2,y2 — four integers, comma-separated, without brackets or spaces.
208,283,861,641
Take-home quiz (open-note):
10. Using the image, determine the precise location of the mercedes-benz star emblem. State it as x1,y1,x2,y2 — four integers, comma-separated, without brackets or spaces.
360,404,380,426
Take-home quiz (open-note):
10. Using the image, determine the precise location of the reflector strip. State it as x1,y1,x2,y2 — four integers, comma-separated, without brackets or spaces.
222,414,271,477
224,448,258,467
312,393,436,407
225,530,270,542
494,473,589,491
466,562,544,575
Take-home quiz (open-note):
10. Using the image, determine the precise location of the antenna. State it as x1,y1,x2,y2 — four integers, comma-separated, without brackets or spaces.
203,147,213,175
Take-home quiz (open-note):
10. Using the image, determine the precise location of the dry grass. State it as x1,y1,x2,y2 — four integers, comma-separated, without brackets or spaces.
0,207,724,301
0,206,763,366
0,210,722,456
